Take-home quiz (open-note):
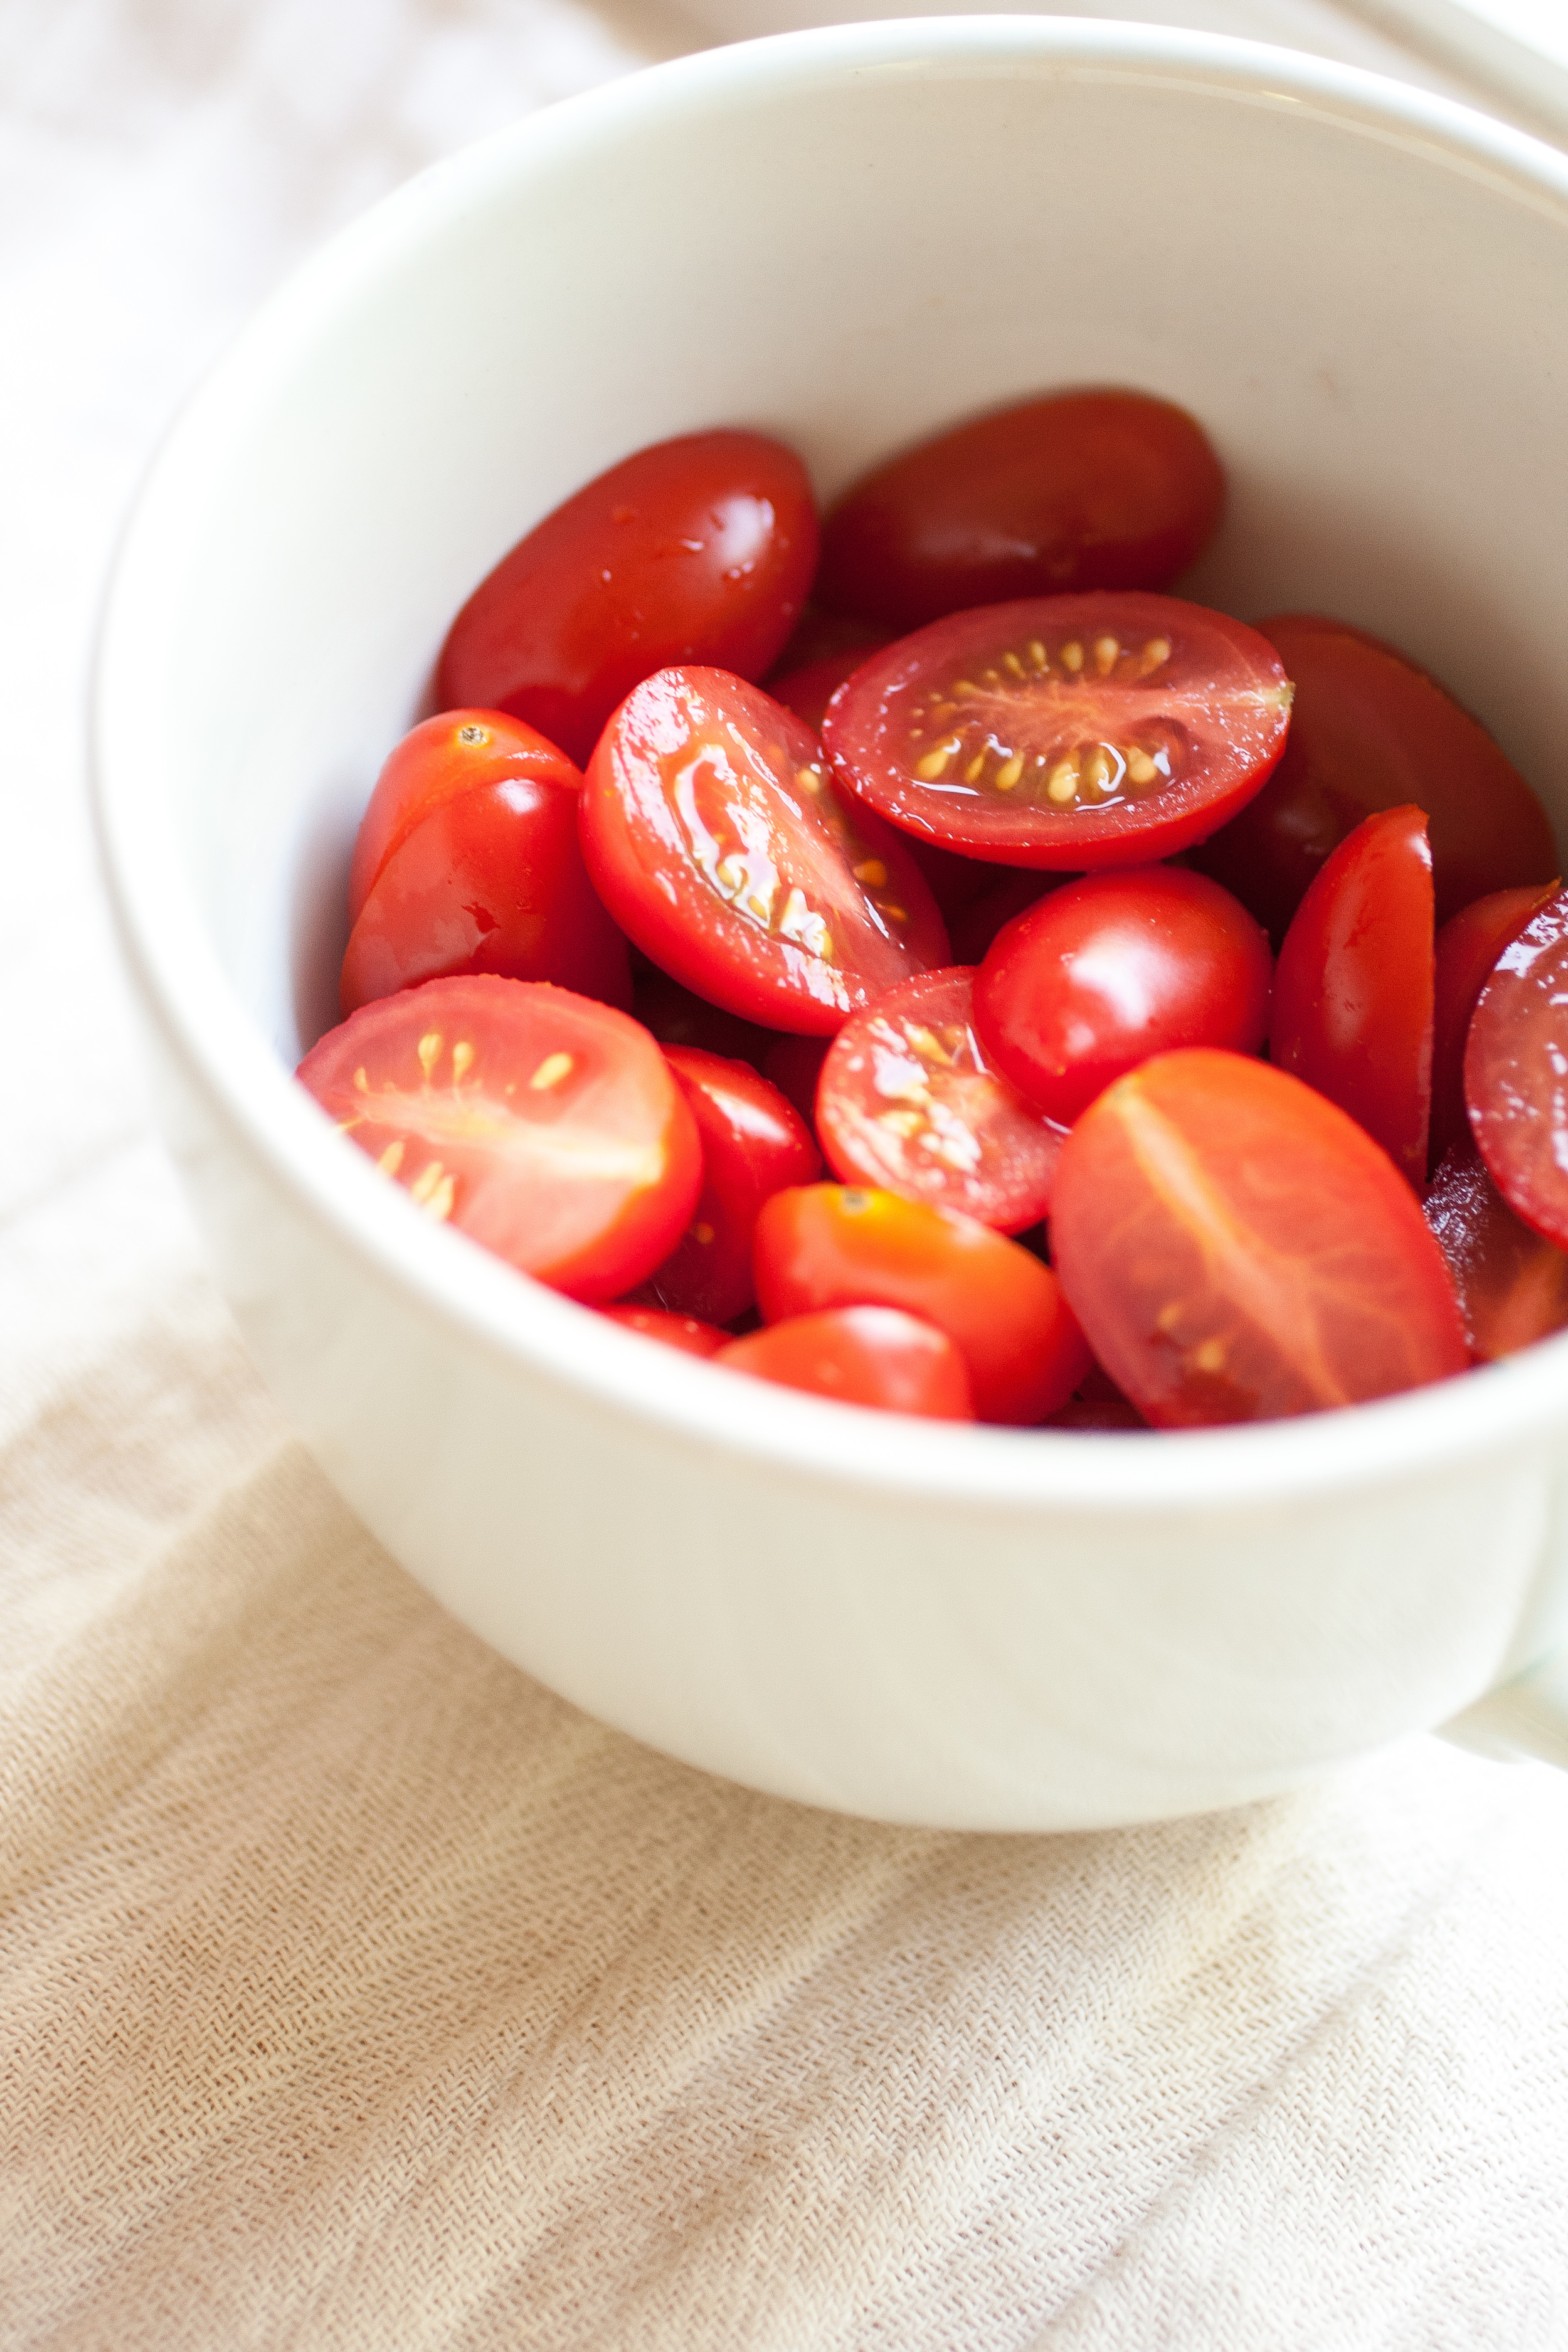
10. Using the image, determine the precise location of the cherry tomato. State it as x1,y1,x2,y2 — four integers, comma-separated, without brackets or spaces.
1050,1050,1466,1426
297,977,701,1302
631,967,773,1065
1188,617,1557,939
822,594,1291,871
753,1184,1089,1424
816,968,1066,1232
1465,887,1568,1253
1268,806,1433,1187
1424,1145,1568,1363
816,389,1225,631
580,667,948,1034
761,1034,831,1130
341,717,631,1016
630,1046,821,1323
718,1306,975,1419
973,866,1271,1125
1429,882,1557,1170
600,1306,729,1358
435,432,820,765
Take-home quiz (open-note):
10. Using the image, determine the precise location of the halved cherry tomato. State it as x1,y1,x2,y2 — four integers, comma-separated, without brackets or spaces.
436,432,819,765
1050,1050,1466,1426
630,1046,821,1323
341,720,632,1016
1268,806,1433,1187
1429,882,1557,1170
1188,617,1557,939
1424,1145,1568,1362
297,976,701,1302
580,667,948,1034
753,1184,1089,1424
973,866,1271,1125
600,1306,729,1358
816,968,1066,1232
816,390,1225,631
1466,887,1568,1253
822,594,1291,870
719,1306,975,1419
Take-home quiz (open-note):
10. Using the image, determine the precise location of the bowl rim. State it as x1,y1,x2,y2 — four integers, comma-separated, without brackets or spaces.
90,11,1568,1516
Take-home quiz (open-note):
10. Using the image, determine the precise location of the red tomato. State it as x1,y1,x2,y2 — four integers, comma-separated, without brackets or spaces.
718,1306,975,1419
1188,617,1557,939
297,977,701,1302
1424,1145,1568,1363
1429,882,1557,1170
822,594,1291,870
753,1184,1089,1424
816,967,1067,1232
630,1046,821,1323
816,389,1225,631
631,967,773,1065
973,866,1272,1125
1268,806,1433,1187
580,667,949,1034
1466,887,1568,1253
600,1305,729,1358
435,432,819,765
349,711,583,920
1050,1050,1466,1426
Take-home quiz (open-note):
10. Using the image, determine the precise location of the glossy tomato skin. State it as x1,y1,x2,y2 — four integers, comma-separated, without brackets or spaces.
600,1305,729,1358
1465,887,1568,1253
580,667,948,1035
816,390,1225,632
1424,1144,1568,1362
435,432,819,766
753,1183,1089,1424
349,709,585,921
630,1046,821,1323
1429,882,1557,1170
816,967,1067,1232
718,1306,975,1419
822,593,1291,871
297,977,701,1302
1051,1050,1466,1426
1268,805,1433,1187
1188,617,1557,940
973,866,1271,1125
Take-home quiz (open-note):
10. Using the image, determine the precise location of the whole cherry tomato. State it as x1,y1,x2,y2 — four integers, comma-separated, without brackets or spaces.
437,432,820,765
816,389,1225,630
823,593,1291,870
600,1306,729,1359
580,667,948,1034
1188,617,1556,939
1429,881,1557,1170
630,1046,821,1324
1424,1145,1568,1362
973,866,1272,1125
718,1306,975,1419
297,977,701,1301
753,1184,1089,1424
816,967,1067,1232
1268,805,1433,1187
1465,887,1568,1253
1050,1050,1467,1426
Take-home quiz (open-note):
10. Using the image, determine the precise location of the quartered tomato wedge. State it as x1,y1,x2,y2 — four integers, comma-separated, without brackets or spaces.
1465,887,1568,1253
297,976,701,1302
1429,882,1558,1170
580,667,948,1034
1424,1145,1568,1363
718,1306,975,1419
816,967,1067,1232
822,593,1291,870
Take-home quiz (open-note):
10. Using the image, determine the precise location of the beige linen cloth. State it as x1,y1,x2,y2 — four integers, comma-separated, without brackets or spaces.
6,4,1568,2346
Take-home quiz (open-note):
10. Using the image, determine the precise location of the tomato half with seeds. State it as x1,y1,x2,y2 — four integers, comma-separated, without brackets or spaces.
753,1184,1089,1424
1424,1145,1568,1363
816,967,1067,1232
822,594,1291,870
816,389,1225,631
630,1046,821,1324
436,432,819,765
1429,882,1557,1170
1466,887,1568,1253
718,1306,975,1419
297,976,701,1302
581,667,948,1034
1268,806,1433,1188
1050,1051,1466,1428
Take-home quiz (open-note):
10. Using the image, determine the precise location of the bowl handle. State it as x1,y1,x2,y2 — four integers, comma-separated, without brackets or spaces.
1438,1650,1568,1769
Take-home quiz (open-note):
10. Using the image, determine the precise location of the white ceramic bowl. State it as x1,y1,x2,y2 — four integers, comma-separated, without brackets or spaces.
93,18,1568,1830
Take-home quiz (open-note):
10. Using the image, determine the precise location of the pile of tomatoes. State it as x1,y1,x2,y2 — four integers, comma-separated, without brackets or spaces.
299,392,1568,1430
